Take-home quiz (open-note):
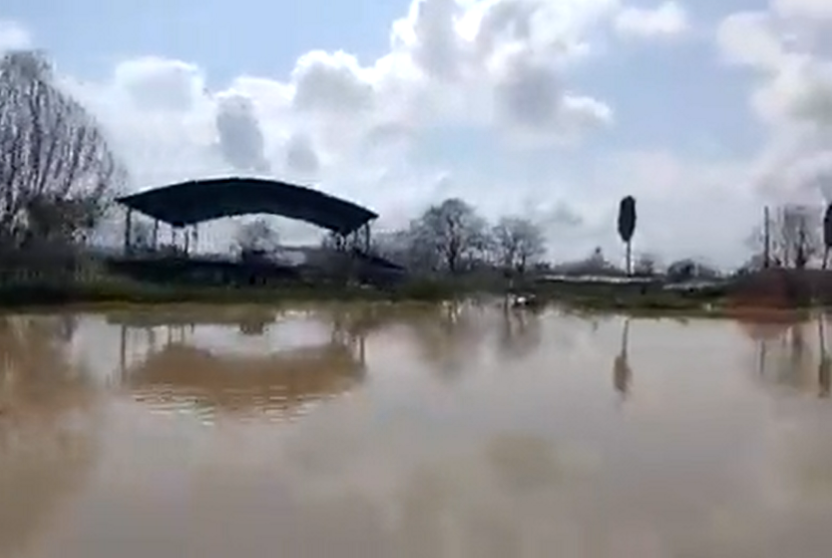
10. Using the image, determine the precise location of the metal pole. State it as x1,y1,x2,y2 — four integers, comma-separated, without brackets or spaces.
124,208,133,255
764,206,771,268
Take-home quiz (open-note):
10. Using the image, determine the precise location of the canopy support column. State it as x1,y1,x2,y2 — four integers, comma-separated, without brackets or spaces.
123,208,133,255
363,223,371,253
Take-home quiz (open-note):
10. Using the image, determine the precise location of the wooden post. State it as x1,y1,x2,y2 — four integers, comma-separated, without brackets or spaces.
625,241,632,276
764,206,771,269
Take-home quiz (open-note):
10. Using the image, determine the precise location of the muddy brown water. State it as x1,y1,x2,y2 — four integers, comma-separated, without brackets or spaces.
2,303,832,558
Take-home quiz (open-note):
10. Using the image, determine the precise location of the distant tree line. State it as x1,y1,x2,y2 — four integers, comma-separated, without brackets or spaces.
11,47,832,286
343,198,549,278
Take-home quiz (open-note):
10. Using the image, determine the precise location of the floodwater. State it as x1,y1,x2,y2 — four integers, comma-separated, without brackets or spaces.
2,303,832,558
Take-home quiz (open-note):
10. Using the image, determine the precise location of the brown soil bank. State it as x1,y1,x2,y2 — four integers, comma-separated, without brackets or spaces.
727,269,832,308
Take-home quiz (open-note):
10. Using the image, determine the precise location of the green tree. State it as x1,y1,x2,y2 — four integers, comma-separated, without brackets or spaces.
617,196,637,275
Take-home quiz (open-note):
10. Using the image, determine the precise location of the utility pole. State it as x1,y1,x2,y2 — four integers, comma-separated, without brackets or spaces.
763,205,771,269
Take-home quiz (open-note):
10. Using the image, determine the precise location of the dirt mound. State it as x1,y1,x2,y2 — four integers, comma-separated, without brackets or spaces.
728,268,832,308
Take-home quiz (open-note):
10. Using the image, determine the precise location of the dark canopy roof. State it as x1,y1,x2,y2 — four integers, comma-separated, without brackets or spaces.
116,177,378,234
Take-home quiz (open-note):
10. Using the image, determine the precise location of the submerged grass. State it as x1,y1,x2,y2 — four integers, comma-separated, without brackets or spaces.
0,272,738,316
0,275,461,312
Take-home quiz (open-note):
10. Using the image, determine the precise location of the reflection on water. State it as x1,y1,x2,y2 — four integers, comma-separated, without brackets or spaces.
739,312,832,398
497,304,542,361
0,316,99,558
613,317,632,398
113,308,368,422
5,305,832,557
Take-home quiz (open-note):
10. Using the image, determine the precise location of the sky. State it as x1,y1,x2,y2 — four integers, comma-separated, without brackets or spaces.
2,0,832,267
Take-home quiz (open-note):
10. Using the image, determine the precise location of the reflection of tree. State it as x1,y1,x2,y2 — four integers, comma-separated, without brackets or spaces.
0,316,91,409
327,304,402,341
0,316,98,557
770,323,815,391
405,303,488,380
497,305,541,360
613,317,632,398
819,315,830,398
734,311,800,380
738,312,824,394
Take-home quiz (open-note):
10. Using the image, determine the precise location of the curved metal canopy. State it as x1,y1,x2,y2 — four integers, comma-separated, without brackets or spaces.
116,177,378,234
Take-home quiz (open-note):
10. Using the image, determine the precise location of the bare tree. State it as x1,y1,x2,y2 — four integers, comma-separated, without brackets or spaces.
234,218,280,255
129,219,153,251
0,50,126,250
749,204,822,269
633,252,658,276
320,228,373,253
779,205,821,269
491,216,546,275
381,228,441,272
667,258,721,282
320,231,346,252
553,246,620,276
410,198,488,274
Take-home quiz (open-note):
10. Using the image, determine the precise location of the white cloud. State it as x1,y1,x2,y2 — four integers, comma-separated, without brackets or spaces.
53,0,642,198
717,1,832,206
716,12,785,70
284,132,320,179
215,93,270,173
0,20,30,52
614,1,689,39
773,0,832,20
491,49,613,141
9,0,780,266
291,50,376,114
113,56,206,112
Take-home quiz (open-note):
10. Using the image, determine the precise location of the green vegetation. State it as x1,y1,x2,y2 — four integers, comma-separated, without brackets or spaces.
0,48,827,316
0,270,732,315
531,280,728,314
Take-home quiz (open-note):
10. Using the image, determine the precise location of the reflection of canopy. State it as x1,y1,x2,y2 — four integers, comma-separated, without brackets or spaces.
125,343,364,417
106,308,278,329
